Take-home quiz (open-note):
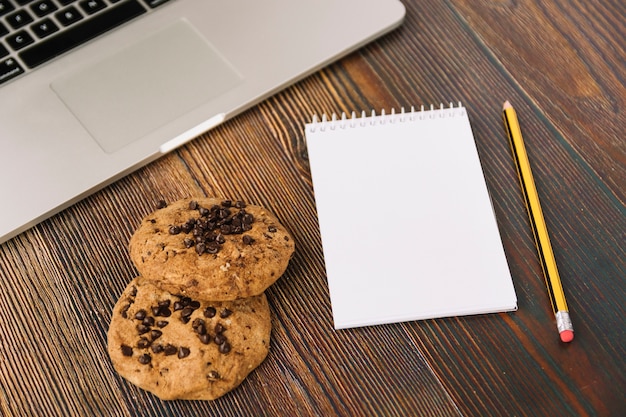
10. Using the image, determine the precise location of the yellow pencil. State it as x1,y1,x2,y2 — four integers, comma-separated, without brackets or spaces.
502,101,574,343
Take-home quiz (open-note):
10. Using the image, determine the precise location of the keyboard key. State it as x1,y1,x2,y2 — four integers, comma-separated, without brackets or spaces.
0,0,16,17
6,10,35,29
31,0,58,17
0,43,8,57
55,6,83,26
16,0,36,5
0,21,8,36
6,30,35,50
58,0,78,5
79,0,106,15
31,17,59,38
19,0,146,68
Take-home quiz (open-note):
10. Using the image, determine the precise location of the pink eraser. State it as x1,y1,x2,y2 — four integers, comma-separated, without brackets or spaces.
560,330,574,343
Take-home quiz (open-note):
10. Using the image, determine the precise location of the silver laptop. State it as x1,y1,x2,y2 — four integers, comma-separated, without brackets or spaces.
0,0,404,244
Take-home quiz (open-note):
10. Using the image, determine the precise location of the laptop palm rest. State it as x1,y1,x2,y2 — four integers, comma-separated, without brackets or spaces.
51,19,242,153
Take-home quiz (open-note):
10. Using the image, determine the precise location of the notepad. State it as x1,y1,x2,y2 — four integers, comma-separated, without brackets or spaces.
306,104,517,329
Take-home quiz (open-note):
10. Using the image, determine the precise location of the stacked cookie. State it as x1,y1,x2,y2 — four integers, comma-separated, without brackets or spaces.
107,198,295,400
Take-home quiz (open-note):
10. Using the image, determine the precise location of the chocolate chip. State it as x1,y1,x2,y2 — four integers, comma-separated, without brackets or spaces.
218,342,231,354
153,305,171,317
199,334,211,344
220,208,231,219
164,344,177,356
150,330,163,341
173,301,185,311
121,304,130,319
181,307,194,318
151,344,164,354
184,238,195,248
189,200,199,210
205,242,219,254
156,320,169,328
121,344,133,356
138,354,152,364
181,221,194,234
156,200,167,209
136,324,150,335
142,316,155,327
137,337,151,349
220,308,232,318
214,323,225,334
235,201,246,208
268,225,277,233
169,225,181,235
134,309,147,320
192,318,206,335
178,347,190,359
207,370,220,379
242,235,255,245
189,300,201,309
214,333,226,345
203,307,216,318
150,300,172,317
195,242,206,255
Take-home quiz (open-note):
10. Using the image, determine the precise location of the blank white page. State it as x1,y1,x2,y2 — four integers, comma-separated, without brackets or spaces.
306,106,517,329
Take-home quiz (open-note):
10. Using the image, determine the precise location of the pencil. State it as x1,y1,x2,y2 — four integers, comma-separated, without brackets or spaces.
502,101,574,343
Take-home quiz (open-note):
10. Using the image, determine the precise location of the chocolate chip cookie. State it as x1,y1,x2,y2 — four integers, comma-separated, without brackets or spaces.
129,198,295,301
107,276,272,400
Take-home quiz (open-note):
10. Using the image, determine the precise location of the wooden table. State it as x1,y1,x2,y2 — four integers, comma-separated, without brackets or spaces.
1,1,624,415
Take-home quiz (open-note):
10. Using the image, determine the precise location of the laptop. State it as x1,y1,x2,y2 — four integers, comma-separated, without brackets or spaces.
0,0,405,244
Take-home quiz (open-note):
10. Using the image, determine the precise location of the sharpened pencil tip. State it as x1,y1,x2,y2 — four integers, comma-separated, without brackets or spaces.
503,100,512,110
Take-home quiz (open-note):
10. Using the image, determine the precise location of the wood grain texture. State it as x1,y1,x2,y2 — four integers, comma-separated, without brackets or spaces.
1,0,624,416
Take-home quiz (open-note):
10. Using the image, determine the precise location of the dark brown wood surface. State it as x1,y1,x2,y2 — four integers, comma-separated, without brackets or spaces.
1,1,624,416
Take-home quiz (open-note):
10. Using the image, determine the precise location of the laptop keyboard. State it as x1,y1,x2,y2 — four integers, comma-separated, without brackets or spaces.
0,0,172,86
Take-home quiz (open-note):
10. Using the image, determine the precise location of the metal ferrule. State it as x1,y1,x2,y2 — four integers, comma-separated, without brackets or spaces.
556,311,573,333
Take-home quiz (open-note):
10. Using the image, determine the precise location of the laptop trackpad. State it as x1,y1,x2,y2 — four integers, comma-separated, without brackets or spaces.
51,20,242,153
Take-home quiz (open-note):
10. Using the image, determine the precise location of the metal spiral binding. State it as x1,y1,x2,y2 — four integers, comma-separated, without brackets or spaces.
307,102,464,133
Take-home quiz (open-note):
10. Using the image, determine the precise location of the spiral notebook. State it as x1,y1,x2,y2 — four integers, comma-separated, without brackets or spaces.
306,104,517,329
